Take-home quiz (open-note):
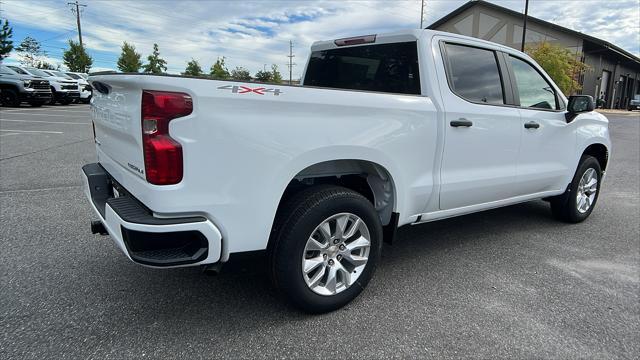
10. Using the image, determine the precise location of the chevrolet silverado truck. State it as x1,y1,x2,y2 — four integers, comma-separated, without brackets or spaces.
83,29,611,313
0,65,52,106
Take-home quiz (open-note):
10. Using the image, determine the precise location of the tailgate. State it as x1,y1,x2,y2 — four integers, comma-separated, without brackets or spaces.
90,76,145,180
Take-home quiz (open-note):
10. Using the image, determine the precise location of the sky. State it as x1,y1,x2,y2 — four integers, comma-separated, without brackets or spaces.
1,0,639,78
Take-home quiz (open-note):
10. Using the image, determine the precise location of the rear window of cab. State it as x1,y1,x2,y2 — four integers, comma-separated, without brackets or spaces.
304,41,421,95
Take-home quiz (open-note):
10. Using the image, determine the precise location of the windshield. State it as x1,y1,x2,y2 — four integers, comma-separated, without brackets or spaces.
50,70,73,79
0,65,18,75
66,73,81,79
25,68,50,77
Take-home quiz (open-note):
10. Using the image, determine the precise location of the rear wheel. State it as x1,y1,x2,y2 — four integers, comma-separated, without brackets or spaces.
269,185,382,313
550,155,602,223
0,89,20,107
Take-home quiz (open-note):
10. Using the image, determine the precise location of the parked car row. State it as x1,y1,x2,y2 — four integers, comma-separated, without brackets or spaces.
0,65,91,107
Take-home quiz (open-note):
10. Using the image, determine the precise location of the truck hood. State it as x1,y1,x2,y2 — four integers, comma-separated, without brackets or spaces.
45,76,77,84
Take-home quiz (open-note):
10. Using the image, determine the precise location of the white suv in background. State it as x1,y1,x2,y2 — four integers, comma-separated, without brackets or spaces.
65,71,92,103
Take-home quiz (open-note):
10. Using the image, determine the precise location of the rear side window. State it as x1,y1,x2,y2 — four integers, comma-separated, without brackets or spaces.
304,42,420,95
509,56,558,110
7,66,27,75
444,43,505,104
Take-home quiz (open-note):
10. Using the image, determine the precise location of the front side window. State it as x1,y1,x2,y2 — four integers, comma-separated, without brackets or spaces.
444,43,504,104
304,41,420,95
509,56,557,110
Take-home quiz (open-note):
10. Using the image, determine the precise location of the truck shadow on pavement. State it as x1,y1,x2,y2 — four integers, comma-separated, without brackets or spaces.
92,200,561,323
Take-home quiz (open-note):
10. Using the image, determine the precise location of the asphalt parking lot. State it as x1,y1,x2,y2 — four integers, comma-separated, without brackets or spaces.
1,105,639,359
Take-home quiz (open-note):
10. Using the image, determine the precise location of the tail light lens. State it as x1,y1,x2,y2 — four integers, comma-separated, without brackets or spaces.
141,90,192,185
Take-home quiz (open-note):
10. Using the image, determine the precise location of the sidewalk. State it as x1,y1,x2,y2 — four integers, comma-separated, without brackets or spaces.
597,109,640,116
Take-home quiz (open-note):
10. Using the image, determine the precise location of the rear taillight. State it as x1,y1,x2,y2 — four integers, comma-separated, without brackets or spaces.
141,90,193,185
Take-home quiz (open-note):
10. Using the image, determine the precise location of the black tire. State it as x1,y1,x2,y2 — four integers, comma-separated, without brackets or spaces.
0,88,20,107
60,99,73,105
29,101,45,107
550,155,602,223
49,88,57,105
269,185,382,313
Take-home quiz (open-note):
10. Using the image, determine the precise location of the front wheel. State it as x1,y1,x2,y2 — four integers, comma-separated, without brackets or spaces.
269,185,382,313
550,155,602,223
1,89,20,107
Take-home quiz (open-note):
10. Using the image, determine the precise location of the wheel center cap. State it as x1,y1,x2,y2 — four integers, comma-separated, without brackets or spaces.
327,245,339,258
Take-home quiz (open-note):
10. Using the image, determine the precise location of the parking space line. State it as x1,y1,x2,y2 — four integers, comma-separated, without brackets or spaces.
1,107,89,112
0,133,22,137
0,112,87,117
1,119,89,125
0,129,63,134
0,184,82,194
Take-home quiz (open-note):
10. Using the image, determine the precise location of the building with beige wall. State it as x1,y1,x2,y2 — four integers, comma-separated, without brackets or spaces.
428,0,640,109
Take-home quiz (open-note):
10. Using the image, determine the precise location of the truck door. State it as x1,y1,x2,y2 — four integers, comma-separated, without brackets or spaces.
436,41,522,210
506,55,576,195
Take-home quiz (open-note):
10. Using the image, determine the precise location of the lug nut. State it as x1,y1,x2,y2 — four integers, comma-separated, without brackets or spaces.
323,254,327,259
328,259,334,266
333,239,340,244
339,244,346,251
337,255,342,261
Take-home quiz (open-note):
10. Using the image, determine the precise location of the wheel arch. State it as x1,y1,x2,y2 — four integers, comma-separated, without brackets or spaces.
277,158,398,226
582,143,609,172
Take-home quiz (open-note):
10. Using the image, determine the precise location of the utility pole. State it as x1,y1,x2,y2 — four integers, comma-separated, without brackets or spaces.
520,0,529,52
287,40,296,85
68,0,87,48
420,0,426,29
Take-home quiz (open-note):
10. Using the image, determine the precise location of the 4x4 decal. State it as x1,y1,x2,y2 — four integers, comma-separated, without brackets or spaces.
217,85,282,96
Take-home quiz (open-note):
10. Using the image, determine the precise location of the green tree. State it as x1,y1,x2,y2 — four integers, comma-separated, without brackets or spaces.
210,57,230,79
526,41,589,95
63,39,92,72
254,69,272,83
271,64,282,84
15,36,46,67
184,58,203,76
0,19,14,61
35,60,58,70
143,43,167,74
117,42,142,72
230,66,251,81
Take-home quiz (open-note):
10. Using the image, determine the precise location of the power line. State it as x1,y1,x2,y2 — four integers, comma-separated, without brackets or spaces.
67,0,86,47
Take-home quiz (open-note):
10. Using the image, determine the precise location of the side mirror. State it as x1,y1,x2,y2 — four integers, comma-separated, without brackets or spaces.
566,95,595,122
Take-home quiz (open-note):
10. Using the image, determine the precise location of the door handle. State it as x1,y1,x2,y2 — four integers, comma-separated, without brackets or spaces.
524,121,540,129
450,119,473,127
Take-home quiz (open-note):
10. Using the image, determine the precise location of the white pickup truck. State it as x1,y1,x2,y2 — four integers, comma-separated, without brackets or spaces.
83,29,610,313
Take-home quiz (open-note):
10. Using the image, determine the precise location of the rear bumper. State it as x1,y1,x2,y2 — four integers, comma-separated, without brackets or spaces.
82,163,222,267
